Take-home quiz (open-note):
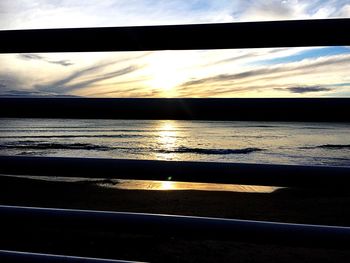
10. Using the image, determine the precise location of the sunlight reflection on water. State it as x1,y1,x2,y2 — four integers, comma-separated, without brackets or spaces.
154,120,178,160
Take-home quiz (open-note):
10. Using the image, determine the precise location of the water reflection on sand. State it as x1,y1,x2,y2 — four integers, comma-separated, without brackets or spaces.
4,174,280,193
99,179,280,193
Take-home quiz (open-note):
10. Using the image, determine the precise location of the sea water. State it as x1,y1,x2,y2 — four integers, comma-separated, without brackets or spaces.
0,118,349,167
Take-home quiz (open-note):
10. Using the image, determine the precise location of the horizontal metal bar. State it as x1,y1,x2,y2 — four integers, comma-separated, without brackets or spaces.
0,19,349,53
1,98,349,122
1,156,349,188
1,205,350,248
0,250,141,263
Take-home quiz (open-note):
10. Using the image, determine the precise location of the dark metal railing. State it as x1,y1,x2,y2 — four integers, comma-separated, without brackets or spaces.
0,250,141,263
1,19,349,53
1,97,349,121
2,205,350,249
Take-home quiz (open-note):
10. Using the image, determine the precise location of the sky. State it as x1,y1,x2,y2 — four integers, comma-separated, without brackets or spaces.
0,0,350,98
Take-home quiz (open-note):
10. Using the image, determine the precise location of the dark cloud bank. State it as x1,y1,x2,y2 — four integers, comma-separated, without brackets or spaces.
18,54,74,67
286,86,331,94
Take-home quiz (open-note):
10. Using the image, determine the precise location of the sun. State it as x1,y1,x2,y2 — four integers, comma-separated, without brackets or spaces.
151,72,177,91
146,51,189,95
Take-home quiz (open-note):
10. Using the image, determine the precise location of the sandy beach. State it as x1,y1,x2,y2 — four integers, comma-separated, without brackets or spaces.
1,175,350,262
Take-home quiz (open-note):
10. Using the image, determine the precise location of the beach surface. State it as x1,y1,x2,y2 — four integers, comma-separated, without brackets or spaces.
1,175,350,262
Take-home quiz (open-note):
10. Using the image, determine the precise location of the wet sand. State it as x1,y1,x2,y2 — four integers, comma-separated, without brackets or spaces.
1,175,350,262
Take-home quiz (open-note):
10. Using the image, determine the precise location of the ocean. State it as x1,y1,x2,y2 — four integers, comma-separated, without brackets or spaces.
0,118,349,167
1,118,349,192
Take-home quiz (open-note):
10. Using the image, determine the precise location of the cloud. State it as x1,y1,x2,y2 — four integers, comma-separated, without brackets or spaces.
41,61,116,90
0,74,77,97
1,0,350,33
0,90,46,97
336,4,350,17
0,75,66,97
180,54,350,89
90,86,149,97
35,53,150,94
18,53,74,66
0,74,27,91
0,0,236,29
1,1,349,99
59,65,140,93
19,54,43,60
238,0,350,21
36,64,141,94
240,0,298,20
180,67,281,88
2,48,350,98
173,52,350,97
0,89,80,97
207,52,257,66
0,50,153,97
47,60,74,66
285,86,332,93
0,89,51,97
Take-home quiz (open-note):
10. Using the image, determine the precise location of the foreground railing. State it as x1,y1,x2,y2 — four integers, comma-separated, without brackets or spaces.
1,18,349,53
0,250,140,263
1,205,350,248
1,18,350,261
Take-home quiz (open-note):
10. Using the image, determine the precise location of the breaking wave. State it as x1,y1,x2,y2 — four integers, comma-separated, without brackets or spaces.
0,134,142,139
0,142,111,151
157,146,263,155
301,144,350,150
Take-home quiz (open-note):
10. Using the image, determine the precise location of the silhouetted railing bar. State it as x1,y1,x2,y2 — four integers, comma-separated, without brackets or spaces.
1,205,350,248
1,98,349,122
1,156,349,188
0,19,349,53
0,250,141,263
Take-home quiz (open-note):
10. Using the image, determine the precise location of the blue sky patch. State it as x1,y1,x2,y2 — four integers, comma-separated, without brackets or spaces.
258,46,350,66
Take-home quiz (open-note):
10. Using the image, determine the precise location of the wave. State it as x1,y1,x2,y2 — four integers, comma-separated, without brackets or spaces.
0,142,112,151
229,135,282,139
0,129,156,133
0,141,264,155
0,134,143,139
301,144,350,150
157,146,263,155
245,125,278,128
300,127,333,130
